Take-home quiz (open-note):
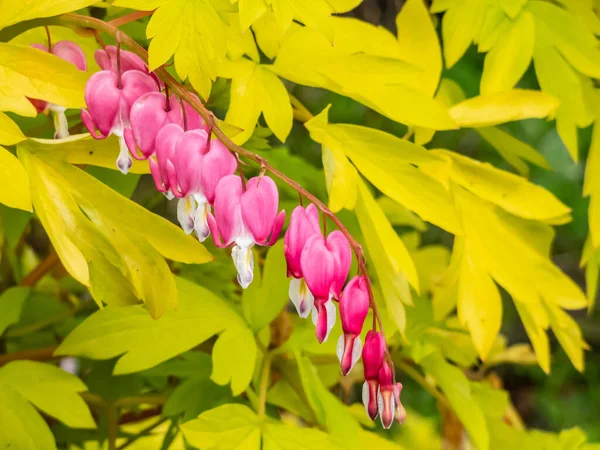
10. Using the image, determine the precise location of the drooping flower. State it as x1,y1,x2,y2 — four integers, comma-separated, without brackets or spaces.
284,204,321,318
362,330,385,421
81,69,158,174
378,361,396,429
393,382,406,426
123,92,206,161
300,231,351,343
30,41,87,139
208,175,285,288
337,275,370,375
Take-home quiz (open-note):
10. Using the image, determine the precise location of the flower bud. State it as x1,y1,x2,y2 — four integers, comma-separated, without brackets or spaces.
337,276,370,375
393,382,406,425
377,362,395,429
95,45,147,74
361,330,385,420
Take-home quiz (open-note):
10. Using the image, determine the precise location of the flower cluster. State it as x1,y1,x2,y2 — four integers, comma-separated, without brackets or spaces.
42,40,404,429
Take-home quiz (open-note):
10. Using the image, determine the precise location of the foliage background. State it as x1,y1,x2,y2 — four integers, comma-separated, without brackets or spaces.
0,0,599,449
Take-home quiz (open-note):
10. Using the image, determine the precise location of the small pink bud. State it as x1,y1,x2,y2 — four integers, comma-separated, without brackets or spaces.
29,41,86,138
81,69,158,173
337,276,370,375
284,204,320,279
208,175,285,289
393,382,406,425
362,330,385,420
378,362,395,429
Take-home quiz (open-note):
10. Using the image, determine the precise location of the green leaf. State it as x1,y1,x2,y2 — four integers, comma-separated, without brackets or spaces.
449,89,560,128
0,43,90,116
0,0,97,30
242,240,289,331
146,0,228,99
182,404,261,449
55,277,245,374
421,352,489,450
475,127,550,176
0,204,31,248
481,11,534,94
222,59,293,144
267,380,314,422
0,111,25,145
0,146,31,211
0,360,95,429
211,325,257,395
0,287,30,336
0,383,56,450
263,422,342,450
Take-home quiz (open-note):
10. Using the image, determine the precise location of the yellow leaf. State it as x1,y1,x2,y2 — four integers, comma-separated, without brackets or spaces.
528,0,600,78
272,28,457,130
585,121,600,247
449,89,559,128
0,111,25,146
453,187,586,312
239,0,268,30
514,300,550,373
30,134,150,174
211,326,257,395
305,109,460,233
146,0,228,100
223,60,292,144
545,302,588,372
477,7,511,52
481,11,534,94
226,13,260,62
396,0,442,97
331,17,402,59
434,150,569,222
475,127,550,176
377,196,427,231
321,146,358,212
441,0,484,68
0,146,31,212
457,240,502,360
0,0,97,30
581,238,600,313
356,180,419,297
499,0,527,18
0,43,90,116
252,12,295,59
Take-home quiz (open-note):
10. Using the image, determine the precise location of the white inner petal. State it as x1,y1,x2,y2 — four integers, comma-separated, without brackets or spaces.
232,244,254,289
336,334,344,365
289,278,314,319
177,196,197,234
323,300,336,343
116,134,133,175
362,381,371,417
193,199,210,242
349,335,363,375
49,104,69,139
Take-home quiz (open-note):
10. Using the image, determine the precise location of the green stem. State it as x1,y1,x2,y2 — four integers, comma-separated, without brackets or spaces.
108,402,119,450
257,352,272,419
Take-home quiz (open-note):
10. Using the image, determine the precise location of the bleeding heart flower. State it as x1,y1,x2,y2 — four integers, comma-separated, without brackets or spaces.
208,175,285,288
284,204,321,318
30,41,87,139
337,275,370,375
124,92,206,161
300,230,351,343
378,361,396,429
81,69,158,174
362,330,385,421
